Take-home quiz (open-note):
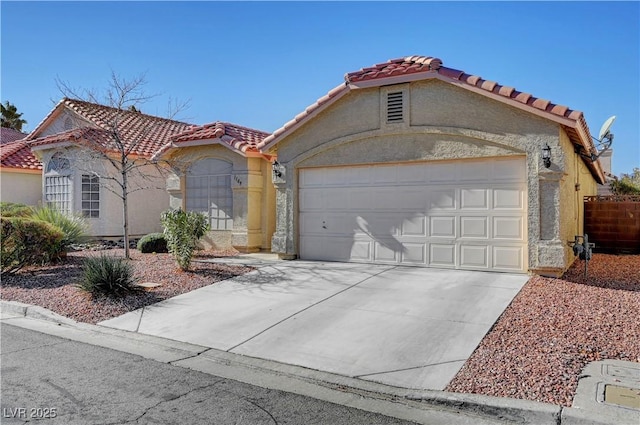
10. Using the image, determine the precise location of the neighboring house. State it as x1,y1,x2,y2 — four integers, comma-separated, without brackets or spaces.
0,128,43,206
255,55,606,277
25,98,193,238
153,122,275,252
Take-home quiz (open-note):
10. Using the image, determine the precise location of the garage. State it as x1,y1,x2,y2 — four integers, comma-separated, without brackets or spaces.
299,157,527,272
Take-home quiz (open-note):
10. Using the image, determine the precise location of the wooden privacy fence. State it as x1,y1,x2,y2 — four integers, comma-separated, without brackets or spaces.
584,195,640,253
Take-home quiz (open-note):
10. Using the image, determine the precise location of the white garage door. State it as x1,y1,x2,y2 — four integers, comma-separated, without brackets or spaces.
299,157,527,273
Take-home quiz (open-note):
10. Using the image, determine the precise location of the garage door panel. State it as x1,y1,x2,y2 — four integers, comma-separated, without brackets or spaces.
401,216,427,236
493,188,524,210
401,243,427,265
460,216,488,239
430,244,456,267
430,216,456,238
430,189,456,210
492,246,524,271
493,216,524,240
350,240,373,261
460,245,489,269
492,158,526,182
299,158,527,273
461,189,489,209
374,240,401,263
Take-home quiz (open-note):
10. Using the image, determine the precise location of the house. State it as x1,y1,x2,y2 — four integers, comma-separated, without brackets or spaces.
254,55,605,277
24,98,193,238
1,128,43,206
152,122,275,252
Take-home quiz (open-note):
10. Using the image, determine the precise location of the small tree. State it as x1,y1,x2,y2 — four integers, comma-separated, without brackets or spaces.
1,101,27,131
55,72,190,259
611,168,640,195
161,209,210,271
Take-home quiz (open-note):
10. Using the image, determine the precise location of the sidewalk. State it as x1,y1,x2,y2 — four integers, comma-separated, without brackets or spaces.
2,300,637,425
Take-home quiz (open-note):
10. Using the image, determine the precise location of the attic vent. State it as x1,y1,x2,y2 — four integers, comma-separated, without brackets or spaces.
64,117,73,130
386,91,404,123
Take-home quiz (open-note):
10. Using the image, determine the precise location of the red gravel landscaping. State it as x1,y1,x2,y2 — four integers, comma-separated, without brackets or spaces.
446,254,640,407
2,250,638,407
1,249,253,325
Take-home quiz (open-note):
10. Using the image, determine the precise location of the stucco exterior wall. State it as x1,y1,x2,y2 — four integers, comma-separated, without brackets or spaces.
558,128,598,267
38,148,169,238
268,79,595,274
0,170,42,206
165,145,274,252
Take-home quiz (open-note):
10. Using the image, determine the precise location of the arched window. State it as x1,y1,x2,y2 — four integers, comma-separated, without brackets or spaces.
186,158,233,230
44,153,72,214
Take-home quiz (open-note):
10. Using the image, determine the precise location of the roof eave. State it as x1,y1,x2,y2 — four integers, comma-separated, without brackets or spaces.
258,83,351,152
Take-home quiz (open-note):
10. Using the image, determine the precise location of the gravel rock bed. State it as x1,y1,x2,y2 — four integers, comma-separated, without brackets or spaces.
446,254,640,407
0,249,252,324
2,250,637,407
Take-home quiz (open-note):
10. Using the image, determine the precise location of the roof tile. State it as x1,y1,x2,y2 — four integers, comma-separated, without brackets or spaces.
0,140,42,170
26,98,193,158
168,121,269,155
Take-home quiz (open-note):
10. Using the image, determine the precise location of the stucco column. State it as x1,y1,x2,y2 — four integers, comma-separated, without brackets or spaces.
231,168,263,252
535,171,566,275
271,162,296,259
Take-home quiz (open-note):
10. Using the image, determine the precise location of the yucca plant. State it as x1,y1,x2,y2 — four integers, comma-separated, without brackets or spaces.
30,205,88,252
161,208,210,270
77,255,140,297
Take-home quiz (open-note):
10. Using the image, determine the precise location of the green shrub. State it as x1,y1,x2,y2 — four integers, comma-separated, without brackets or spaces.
30,205,88,252
137,232,168,253
77,255,140,297
1,217,64,275
160,209,210,270
0,202,33,217
610,179,640,195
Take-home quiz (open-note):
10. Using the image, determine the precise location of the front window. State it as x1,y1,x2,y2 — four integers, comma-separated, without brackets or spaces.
81,175,100,218
186,159,233,230
44,153,71,214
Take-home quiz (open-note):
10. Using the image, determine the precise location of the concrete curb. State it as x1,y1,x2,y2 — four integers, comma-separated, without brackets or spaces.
1,300,626,425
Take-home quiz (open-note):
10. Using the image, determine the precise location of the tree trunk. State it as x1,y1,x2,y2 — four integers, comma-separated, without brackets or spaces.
122,165,130,259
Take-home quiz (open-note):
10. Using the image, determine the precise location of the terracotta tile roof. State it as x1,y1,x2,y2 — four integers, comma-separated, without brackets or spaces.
0,140,42,170
258,55,604,183
26,98,193,158
154,121,270,159
0,127,27,144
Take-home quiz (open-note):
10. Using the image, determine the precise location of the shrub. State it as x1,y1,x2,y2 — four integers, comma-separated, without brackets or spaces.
77,255,140,297
610,179,640,195
0,202,33,217
137,232,168,253
1,217,64,275
30,205,88,252
160,209,210,270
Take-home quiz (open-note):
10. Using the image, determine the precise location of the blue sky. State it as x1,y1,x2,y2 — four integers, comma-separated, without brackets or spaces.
2,1,638,175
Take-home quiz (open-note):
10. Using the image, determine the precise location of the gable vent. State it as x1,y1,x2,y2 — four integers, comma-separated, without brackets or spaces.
386,91,404,123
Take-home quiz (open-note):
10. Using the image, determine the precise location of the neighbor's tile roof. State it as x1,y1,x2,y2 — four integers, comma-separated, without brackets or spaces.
258,55,603,183
27,98,194,158
0,127,27,144
154,121,270,159
0,140,42,170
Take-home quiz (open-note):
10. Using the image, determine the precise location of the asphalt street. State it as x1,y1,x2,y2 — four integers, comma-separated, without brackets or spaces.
1,323,416,425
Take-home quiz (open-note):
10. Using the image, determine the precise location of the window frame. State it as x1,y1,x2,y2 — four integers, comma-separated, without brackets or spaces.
81,174,100,218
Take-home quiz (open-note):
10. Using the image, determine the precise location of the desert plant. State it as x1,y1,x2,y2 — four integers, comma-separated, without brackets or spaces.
77,255,140,297
160,208,210,270
1,217,64,275
30,205,88,252
0,202,33,217
137,232,168,253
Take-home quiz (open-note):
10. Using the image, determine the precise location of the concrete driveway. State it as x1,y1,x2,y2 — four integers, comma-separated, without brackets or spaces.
100,258,528,390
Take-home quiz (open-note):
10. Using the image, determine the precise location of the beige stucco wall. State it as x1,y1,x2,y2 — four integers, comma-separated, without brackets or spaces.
268,79,600,274
165,145,275,252
0,170,43,206
38,148,169,238
558,128,598,267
